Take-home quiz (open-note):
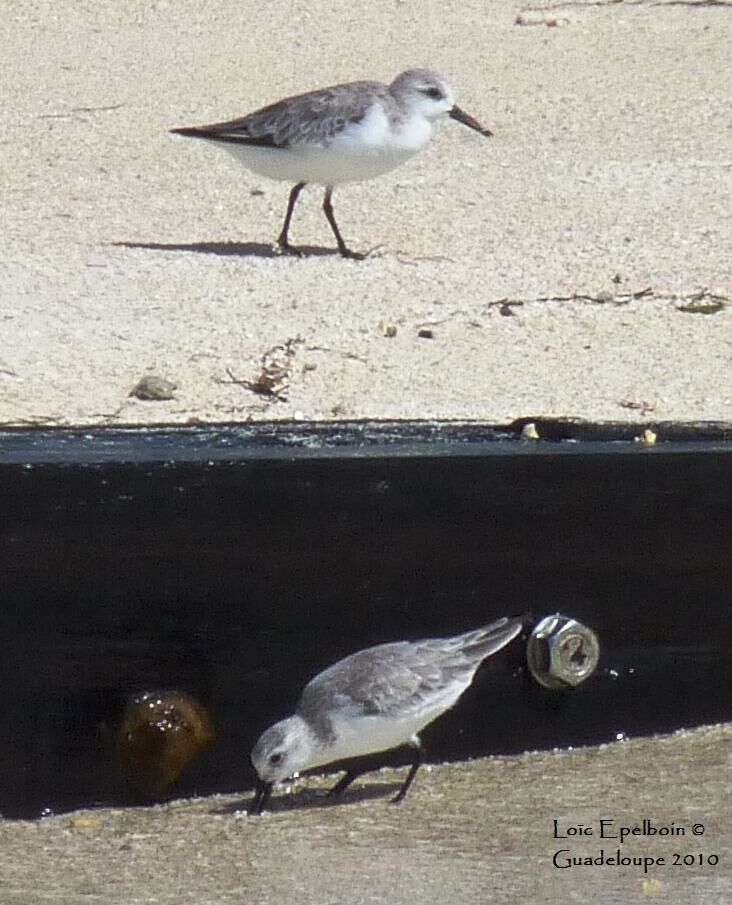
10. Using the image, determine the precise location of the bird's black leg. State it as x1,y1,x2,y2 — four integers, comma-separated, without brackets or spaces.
276,182,306,253
390,738,423,804
326,769,364,798
322,187,366,260
249,778,273,815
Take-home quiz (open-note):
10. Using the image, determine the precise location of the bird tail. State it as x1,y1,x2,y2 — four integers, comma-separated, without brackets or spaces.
457,616,524,659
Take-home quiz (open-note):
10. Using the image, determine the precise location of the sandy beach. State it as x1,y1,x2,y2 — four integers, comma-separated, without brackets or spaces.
1,0,730,426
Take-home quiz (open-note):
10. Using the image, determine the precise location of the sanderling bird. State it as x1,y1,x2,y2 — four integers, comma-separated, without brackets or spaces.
248,616,523,814
170,69,492,259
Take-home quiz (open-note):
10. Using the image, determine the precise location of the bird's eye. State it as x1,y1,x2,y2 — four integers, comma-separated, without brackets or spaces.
423,86,443,100
268,752,284,765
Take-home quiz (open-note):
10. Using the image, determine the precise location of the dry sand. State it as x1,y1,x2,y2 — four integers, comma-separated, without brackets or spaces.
1,725,730,905
1,0,730,426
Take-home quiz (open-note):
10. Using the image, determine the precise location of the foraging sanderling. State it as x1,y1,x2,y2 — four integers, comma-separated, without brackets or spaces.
171,69,492,258
249,616,523,813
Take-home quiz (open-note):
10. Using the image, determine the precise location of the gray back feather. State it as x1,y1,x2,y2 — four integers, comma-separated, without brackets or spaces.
297,617,522,726
194,81,393,148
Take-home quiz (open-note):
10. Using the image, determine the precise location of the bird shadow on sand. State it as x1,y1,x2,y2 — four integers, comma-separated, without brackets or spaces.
109,240,348,259
213,781,402,815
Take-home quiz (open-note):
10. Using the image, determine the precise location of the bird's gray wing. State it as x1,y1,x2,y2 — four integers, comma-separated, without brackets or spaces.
298,641,476,722
298,618,523,724
174,81,388,149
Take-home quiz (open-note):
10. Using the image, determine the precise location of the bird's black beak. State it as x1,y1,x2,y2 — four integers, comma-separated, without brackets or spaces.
449,105,493,137
249,779,273,816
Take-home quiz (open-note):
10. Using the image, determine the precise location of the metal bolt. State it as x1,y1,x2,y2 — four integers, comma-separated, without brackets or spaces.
526,614,600,690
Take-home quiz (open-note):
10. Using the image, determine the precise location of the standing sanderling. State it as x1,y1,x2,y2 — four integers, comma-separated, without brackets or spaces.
248,616,523,814
170,69,492,259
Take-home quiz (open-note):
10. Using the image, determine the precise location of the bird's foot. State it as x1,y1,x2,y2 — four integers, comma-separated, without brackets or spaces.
326,770,359,798
337,244,367,260
337,242,386,260
273,239,303,257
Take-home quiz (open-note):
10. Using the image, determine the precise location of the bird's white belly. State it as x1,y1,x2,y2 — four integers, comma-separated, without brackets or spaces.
217,141,416,185
211,103,433,186
306,685,467,770
307,713,425,769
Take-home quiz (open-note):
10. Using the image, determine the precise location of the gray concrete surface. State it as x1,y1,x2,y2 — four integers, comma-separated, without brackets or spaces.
1,0,731,425
1,724,730,905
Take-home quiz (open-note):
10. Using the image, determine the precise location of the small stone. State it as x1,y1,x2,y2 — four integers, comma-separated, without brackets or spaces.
521,422,540,441
641,878,663,896
417,328,434,339
379,320,397,338
130,375,177,401
634,428,657,446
